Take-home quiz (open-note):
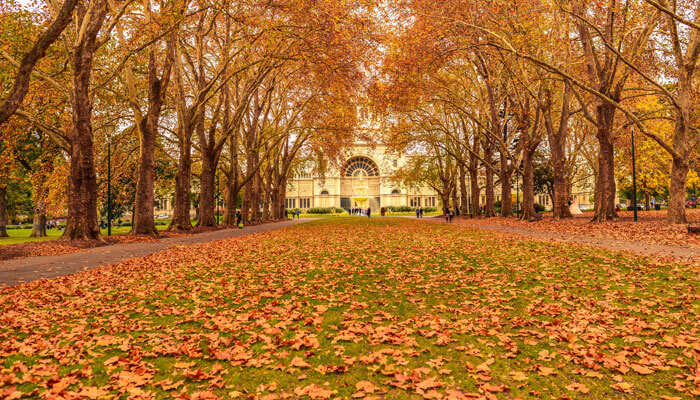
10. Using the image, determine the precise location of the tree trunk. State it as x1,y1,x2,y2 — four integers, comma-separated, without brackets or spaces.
548,130,572,220
251,171,262,223
500,154,513,217
459,164,468,215
242,183,251,225
451,183,459,215
592,103,617,222
133,43,174,235
484,155,495,217
62,2,107,241
262,190,271,221
521,147,537,221
198,153,217,227
440,192,450,213
552,173,572,220
170,135,193,230
667,156,689,224
0,185,8,237
482,139,496,217
223,179,239,226
64,119,101,240
133,117,158,235
644,191,650,211
223,168,239,226
469,168,480,218
275,176,287,220
666,74,692,224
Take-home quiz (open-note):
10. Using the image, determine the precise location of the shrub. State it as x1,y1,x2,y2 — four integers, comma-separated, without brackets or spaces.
534,203,545,212
424,207,437,213
6,225,32,230
386,206,414,212
307,207,339,214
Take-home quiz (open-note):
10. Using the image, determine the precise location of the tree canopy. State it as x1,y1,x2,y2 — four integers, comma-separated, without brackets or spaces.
0,0,698,240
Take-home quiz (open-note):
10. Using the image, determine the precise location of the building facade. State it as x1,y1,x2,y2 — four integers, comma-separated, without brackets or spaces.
285,144,439,211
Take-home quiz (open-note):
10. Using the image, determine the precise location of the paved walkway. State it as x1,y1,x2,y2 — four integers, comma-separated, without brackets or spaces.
0,219,307,287
416,217,700,264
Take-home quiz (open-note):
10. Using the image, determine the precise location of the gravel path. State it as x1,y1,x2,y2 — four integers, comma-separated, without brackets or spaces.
0,219,307,287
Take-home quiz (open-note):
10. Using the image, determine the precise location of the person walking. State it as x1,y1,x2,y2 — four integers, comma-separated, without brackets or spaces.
296,209,301,219
448,208,454,223
235,210,242,228
419,207,424,218
367,207,371,218
415,207,420,218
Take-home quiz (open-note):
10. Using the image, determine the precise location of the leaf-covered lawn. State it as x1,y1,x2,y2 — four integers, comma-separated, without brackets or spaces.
0,218,698,399
459,209,700,248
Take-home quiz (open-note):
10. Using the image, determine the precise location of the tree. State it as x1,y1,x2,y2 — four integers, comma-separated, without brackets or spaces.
0,0,78,125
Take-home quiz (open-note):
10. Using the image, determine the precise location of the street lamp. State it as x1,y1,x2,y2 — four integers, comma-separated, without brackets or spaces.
107,134,112,236
467,171,472,217
215,169,220,225
516,171,520,219
631,126,638,222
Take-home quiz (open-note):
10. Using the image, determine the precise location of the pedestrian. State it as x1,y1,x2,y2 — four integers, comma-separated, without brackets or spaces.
415,208,420,218
419,207,424,218
444,208,449,222
449,208,454,223
296,209,301,219
236,209,242,228
367,207,371,218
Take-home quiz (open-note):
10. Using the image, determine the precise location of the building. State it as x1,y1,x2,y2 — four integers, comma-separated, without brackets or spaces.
285,144,439,211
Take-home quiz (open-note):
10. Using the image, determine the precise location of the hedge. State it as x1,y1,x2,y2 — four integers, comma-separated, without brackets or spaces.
5,225,33,230
306,207,343,214
385,206,437,213
385,206,414,212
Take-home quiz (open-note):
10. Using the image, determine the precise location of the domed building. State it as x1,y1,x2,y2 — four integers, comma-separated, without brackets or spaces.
285,144,439,212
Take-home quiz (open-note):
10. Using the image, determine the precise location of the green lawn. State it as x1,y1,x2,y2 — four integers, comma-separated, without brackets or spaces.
0,224,167,245
0,218,697,399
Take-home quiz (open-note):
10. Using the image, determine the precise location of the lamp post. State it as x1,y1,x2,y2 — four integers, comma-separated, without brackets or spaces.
107,134,112,236
631,126,638,222
215,169,220,225
467,172,472,217
516,171,520,219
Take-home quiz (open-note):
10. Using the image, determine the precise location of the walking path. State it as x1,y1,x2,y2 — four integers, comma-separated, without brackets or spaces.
0,219,307,287
420,217,700,264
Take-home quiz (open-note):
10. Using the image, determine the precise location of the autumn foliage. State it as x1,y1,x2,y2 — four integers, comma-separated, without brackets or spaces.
0,219,698,398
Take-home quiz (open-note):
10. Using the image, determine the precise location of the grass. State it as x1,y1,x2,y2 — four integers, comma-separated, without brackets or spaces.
0,222,171,246
0,218,697,399
0,226,138,245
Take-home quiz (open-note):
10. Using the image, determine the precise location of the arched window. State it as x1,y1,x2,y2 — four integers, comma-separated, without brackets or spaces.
391,189,400,195
341,156,380,177
320,190,329,195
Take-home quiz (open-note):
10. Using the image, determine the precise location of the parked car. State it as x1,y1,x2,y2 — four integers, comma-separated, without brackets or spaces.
156,213,170,219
